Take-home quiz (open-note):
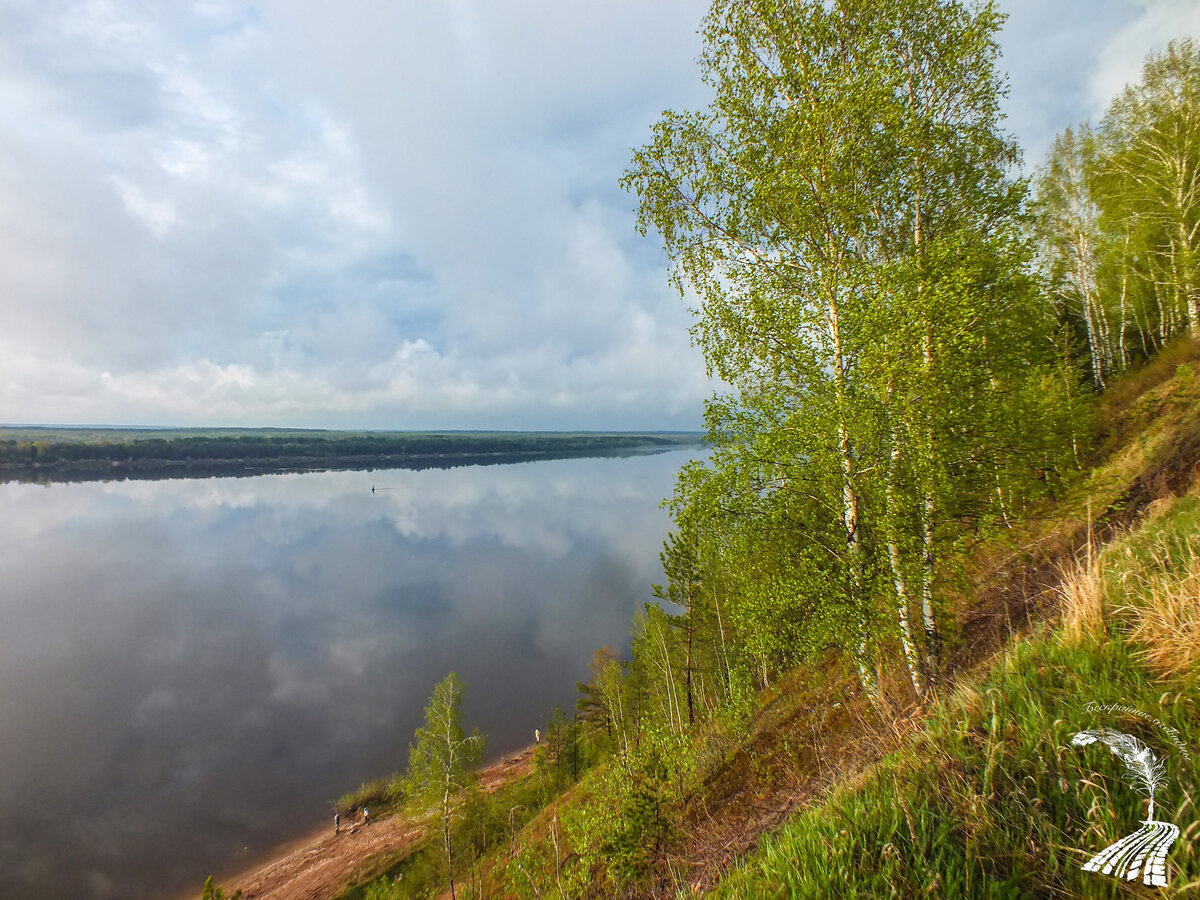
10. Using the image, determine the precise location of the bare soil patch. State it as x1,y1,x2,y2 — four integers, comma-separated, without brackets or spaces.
212,748,534,900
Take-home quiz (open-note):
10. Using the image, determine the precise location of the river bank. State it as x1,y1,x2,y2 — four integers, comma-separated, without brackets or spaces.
180,747,536,900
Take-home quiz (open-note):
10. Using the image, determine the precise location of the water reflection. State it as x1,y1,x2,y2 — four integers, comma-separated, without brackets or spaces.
0,451,692,900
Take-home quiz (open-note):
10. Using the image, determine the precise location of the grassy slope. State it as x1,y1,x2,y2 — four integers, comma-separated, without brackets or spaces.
712,613,1199,896
331,340,1200,899
707,345,1200,897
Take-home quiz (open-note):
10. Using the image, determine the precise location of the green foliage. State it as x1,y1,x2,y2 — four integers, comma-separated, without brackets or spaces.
560,726,691,892
405,672,483,806
1034,39,1200,388
360,879,405,900
625,0,1081,705
534,705,588,791
404,671,483,900
713,634,1200,897
200,876,242,900
507,839,569,900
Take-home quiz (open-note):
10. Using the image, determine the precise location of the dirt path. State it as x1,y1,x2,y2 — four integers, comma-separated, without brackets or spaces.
218,747,535,900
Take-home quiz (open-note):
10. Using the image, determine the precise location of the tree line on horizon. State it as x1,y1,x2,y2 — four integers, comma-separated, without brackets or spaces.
0,430,695,473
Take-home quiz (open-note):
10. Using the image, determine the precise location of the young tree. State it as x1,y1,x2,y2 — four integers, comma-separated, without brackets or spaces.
651,522,722,729
200,877,241,900
405,671,483,900
576,645,619,744
536,704,584,789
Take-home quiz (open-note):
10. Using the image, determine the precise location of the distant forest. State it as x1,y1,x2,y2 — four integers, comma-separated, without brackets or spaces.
0,428,702,483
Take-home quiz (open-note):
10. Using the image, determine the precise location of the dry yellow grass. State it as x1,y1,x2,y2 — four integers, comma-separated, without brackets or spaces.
1117,540,1200,678
1056,491,1200,679
1055,553,1106,646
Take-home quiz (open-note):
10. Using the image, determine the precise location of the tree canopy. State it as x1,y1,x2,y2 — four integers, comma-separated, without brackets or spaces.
624,0,1079,702
1034,38,1200,386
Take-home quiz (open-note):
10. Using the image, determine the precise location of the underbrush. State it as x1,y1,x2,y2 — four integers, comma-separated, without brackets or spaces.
335,764,568,900
1062,493,1200,679
712,633,1200,897
336,775,406,815
711,491,1200,898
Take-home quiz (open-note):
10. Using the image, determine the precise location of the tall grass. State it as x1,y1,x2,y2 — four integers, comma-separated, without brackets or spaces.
710,486,1200,898
1101,496,1200,680
1058,494,1200,681
711,633,1200,897
1057,553,1106,646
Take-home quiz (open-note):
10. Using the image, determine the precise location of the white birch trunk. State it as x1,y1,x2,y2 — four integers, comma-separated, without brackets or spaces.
828,290,879,703
887,432,926,696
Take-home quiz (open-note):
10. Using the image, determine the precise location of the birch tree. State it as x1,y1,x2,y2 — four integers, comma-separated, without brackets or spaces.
1033,127,1113,385
1034,39,1200,373
1100,39,1200,336
626,0,1064,701
405,672,483,900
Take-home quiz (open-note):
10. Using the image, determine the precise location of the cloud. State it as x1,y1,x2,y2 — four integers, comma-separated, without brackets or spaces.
1088,0,1200,111
3,0,1197,427
998,0,1200,169
0,0,714,428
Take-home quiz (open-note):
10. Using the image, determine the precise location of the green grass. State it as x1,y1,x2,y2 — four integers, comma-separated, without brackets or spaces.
711,631,1199,897
711,478,1200,900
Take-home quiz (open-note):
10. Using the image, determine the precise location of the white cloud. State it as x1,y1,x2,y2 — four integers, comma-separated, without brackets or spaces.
0,0,717,428
1088,0,1200,112
6,0,1194,428
0,0,714,428
998,0,1200,169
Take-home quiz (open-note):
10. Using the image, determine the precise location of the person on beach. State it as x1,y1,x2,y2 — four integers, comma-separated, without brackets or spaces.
334,812,340,834
362,807,369,826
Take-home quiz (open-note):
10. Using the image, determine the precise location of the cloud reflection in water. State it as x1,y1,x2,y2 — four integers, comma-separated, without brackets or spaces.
0,450,690,899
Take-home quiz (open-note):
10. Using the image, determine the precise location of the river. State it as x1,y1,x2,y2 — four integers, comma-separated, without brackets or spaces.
0,448,695,900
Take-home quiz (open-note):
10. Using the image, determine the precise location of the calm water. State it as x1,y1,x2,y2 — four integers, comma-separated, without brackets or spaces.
0,450,694,900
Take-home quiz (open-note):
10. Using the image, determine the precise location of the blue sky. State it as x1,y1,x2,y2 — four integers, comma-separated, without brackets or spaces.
1,0,1197,430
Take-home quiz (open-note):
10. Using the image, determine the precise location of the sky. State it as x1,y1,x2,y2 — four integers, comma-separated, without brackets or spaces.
1,1,1198,431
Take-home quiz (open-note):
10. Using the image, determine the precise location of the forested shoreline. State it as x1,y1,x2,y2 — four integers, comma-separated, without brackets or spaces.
0,429,700,483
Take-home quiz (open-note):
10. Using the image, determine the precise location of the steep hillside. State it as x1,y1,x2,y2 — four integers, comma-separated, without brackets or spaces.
266,340,1200,900
497,340,1200,898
